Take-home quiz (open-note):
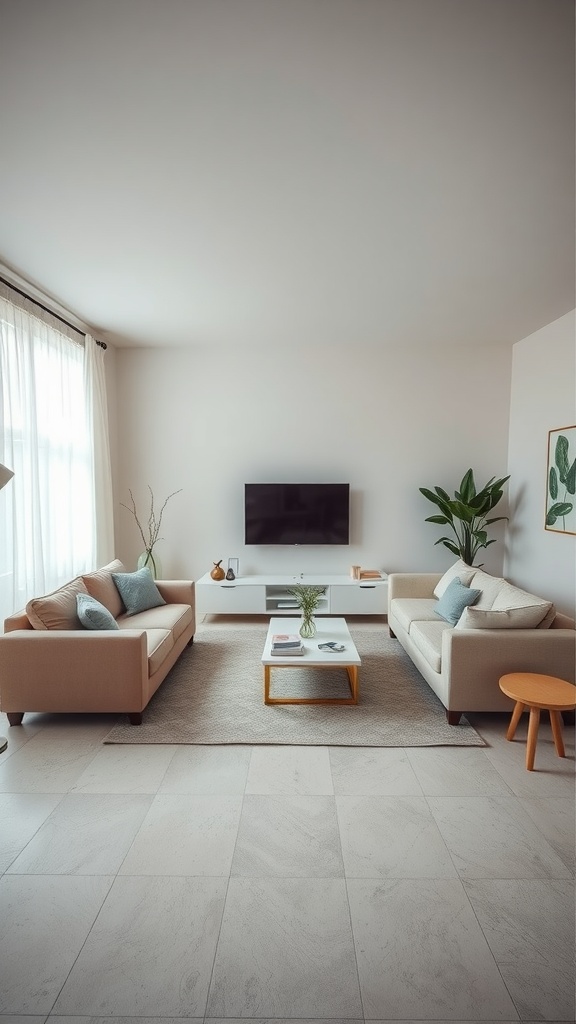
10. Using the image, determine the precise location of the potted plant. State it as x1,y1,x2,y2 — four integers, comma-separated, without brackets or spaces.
419,468,509,566
287,584,326,638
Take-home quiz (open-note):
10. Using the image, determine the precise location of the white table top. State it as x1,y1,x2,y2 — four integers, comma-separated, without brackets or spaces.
262,617,361,667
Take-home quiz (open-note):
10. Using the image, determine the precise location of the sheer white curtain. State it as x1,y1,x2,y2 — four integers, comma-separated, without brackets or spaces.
84,334,115,567
0,296,114,623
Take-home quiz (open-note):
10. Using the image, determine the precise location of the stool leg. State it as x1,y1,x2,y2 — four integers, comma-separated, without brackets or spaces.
507,701,525,741
526,706,540,771
549,710,565,758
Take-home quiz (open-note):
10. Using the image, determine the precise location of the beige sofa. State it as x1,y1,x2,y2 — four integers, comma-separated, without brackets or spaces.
388,561,576,724
0,560,195,726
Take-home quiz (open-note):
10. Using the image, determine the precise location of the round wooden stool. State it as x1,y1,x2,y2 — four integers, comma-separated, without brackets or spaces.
499,672,576,771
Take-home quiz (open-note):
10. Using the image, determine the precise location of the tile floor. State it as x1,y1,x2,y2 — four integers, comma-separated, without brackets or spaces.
0,622,574,1024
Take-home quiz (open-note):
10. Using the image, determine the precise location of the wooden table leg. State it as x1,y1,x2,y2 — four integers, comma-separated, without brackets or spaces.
526,706,540,771
549,710,566,758
264,665,271,704
506,700,525,741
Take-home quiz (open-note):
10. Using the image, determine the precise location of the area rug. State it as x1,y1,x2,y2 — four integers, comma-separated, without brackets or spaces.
103,623,485,746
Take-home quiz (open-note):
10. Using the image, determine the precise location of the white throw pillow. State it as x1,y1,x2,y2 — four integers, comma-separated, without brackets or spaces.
433,559,476,599
467,568,506,610
456,605,553,630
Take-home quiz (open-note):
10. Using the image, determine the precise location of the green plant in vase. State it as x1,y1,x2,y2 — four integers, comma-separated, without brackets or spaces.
419,468,509,566
121,486,182,579
287,584,326,638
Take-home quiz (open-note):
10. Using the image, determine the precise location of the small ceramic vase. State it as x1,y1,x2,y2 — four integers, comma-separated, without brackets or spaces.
226,567,236,580
210,560,225,580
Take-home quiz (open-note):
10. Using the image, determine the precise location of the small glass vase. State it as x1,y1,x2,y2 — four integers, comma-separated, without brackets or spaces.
299,615,316,639
137,549,162,579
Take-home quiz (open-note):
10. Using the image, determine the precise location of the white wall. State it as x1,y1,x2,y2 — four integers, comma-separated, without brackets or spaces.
505,310,576,616
113,343,512,582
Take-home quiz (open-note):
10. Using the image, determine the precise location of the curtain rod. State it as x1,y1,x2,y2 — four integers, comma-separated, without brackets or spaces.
0,275,107,350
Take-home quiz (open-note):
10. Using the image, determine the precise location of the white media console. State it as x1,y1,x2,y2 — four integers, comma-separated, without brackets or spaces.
196,573,389,617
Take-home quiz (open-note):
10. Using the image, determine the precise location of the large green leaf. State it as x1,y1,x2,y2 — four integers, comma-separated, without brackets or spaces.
419,487,444,507
459,469,476,503
425,515,450,525
555,435,570,483
548,501,573,518
434,538,461,557
484,515,508,526
450,499,475,523
565,458,576,496
549,466,558,500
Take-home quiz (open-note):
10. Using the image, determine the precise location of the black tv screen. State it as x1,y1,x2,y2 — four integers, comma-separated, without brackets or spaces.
245,483,350,545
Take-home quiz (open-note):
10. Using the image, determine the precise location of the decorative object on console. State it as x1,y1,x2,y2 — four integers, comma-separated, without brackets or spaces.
359,569,383,579
419,467,510,565
211,560,226,580
228,557,239,578
545,425,576,535
226,567,235,580
287,584,327,638
120,485,182,579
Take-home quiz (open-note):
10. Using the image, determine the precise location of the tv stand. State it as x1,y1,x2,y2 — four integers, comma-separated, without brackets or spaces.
196,573,388,617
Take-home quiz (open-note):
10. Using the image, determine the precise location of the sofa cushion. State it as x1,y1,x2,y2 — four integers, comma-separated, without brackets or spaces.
26,577,89,630
111,567,166,615
390,598,439,633
410,620,452,673
456,605,554,630
491,579,553,623
117,603,193,641
435,578,481,626
467,568,506,610
77,593,119,631
433,559,476,598
82,559,127,618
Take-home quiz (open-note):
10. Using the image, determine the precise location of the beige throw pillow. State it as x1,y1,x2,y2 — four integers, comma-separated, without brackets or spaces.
467,568,506,610
433,559,476,599
82,559,127,618
26,577,89,630
456,605,553,630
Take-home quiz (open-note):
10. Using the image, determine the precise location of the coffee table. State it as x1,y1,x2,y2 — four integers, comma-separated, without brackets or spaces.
262,617,361,705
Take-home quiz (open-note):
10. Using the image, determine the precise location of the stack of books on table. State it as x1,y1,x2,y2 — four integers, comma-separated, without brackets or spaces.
270,633,304,656
359,569,383,579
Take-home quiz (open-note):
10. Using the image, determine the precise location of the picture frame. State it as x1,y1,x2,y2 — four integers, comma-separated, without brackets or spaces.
545,424,576,535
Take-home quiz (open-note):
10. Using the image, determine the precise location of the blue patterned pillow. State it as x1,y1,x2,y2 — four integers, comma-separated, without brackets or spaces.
435,577,481,626
77,592,119,630
111,566,166,615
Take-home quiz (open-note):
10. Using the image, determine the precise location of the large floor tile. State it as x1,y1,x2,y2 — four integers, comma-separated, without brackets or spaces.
0,728,103,793
246,745,334,794
406,746,515,796
465,878,575,1021
347,878,518,1020
53,876,226,1017
231,794,344,876
119,794,242,875
48,1018,202,1023
0,1017,48,1023
337,795,457,878
0,875,112,1014
519,795,576,874
158,744,251,794
428,796,572,878
481,721,575,798
206,877,362,1018
71,743,177,793
7,793,152,874
329,746,423,795
0,793,63,873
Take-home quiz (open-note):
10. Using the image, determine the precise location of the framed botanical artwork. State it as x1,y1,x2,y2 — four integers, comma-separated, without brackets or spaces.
545,424,576,534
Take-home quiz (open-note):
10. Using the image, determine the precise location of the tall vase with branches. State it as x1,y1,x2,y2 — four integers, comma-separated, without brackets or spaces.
287,584,326,638
121,486,182,578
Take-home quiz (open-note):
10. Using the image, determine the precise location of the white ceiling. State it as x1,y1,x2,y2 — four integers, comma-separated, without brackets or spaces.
0,0,574,349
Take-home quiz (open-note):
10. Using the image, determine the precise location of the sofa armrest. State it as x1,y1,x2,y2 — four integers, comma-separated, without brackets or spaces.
0,629,149,714
443,627,576,710
388,573,441,605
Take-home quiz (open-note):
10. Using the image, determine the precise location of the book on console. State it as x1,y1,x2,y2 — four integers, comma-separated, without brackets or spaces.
270,646,304,656
271,633,302,648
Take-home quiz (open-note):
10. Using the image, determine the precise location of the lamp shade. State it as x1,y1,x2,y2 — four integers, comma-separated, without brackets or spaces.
0,463,14,491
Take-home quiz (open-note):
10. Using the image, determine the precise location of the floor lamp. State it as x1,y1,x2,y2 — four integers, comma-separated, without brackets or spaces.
0,461,14,754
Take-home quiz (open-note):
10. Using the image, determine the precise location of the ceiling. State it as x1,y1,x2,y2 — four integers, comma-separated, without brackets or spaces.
0,0,574,350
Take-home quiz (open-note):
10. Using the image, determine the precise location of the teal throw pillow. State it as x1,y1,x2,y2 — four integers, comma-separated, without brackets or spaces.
435,577,481,626
77,592,119,631
112,566,166,615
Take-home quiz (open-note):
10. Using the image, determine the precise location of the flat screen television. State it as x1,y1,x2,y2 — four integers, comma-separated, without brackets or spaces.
245,483,350,545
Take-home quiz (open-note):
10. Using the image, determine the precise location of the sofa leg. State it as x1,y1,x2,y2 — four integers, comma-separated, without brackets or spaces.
187,636,195,646
128,712,143,725
447,710,462,726
389,627,396,638
7,712,24,726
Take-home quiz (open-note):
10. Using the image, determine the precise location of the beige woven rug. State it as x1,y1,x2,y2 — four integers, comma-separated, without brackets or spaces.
103,622,485,746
